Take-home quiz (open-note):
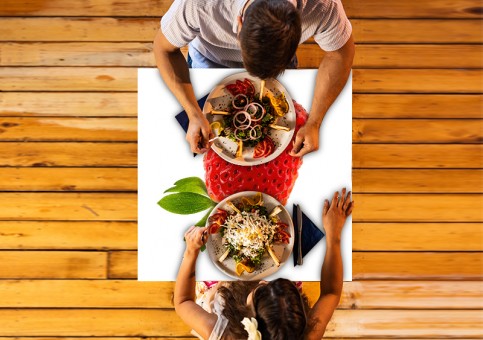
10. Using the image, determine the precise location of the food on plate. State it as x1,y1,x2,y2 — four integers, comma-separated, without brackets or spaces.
207,193,291,276
204,101,308,205
211,78,290,159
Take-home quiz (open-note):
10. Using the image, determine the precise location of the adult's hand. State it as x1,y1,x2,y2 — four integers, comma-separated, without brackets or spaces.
289,121,320,157
322,188,353,242
186,113,213,154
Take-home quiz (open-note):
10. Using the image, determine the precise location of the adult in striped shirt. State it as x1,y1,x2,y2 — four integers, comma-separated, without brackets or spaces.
154,0,354,156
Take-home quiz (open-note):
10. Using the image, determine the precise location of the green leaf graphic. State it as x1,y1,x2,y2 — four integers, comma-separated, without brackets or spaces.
158,192,215,215
164,176,208,196
195,207,214,227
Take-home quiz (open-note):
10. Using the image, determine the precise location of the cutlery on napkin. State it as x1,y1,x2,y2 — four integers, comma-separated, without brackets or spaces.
292,204,325,266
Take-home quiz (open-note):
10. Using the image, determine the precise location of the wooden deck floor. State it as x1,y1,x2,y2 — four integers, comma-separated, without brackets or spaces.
0,0,482,338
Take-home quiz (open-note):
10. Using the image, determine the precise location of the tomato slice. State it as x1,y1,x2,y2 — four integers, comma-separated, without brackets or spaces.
243,78,255,96
208,223,221,234
225,84,239,96
253,136,275,158
253,140,268,158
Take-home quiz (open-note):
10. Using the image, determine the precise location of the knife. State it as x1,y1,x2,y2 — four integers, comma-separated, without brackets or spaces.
296,204,303,265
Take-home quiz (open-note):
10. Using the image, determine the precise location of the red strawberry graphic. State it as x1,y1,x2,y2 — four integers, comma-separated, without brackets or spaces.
204,101,308,205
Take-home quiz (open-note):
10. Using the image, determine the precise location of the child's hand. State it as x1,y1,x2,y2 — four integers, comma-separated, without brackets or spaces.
184,225,208,254
322,188,353,242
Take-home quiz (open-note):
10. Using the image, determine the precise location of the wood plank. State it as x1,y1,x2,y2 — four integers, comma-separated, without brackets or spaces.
0,309,479,337
2,68,481,93
354,252,482,280
0,0,171,17
0,251,106,279
353,170,483,193
344,0,483,18
0,43,154,67
353,69,483,93
352,19,483,43
299,44,483,69
2,43,482,69
109,251,137,279
0,67,137,91
0,92,137,117
0,142,137,167
109,250,483,280
11,118,480,144
0,309,189,337
0,221,136,249
0,168,137,191
0,17,160,42
0,280,481,309
353,94,483,119
353,194,483,222
353,223,482,251
0,117,137,141
353,144,482,168
2,18,481,43
3,93,478,119
353,119,483,143
0,0,481,18
0,193,136,221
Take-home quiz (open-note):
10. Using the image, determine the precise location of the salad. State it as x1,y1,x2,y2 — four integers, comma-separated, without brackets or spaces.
210,78,290,159
207,192,291,276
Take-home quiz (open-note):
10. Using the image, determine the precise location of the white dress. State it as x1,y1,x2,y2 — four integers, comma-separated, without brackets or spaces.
192,282,229,340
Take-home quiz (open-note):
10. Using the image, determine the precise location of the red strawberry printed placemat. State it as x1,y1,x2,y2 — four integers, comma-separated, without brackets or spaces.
138,68,352,281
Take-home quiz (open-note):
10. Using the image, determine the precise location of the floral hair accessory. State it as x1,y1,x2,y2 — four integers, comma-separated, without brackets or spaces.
241,317,262,340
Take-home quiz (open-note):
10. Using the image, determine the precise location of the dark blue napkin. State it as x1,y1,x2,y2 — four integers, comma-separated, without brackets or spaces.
175,94,209,157
292,204,325,266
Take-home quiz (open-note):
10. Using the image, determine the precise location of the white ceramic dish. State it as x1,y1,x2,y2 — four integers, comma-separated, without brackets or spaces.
206,191,294,280
203,72,295,166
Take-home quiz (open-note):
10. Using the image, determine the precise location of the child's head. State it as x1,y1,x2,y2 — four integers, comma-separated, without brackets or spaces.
219,279,308,339
251,278,307,339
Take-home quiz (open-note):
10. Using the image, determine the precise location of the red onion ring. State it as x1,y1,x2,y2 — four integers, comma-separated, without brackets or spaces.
232,94,248,109
244,102,265,122
249,125,262,140
233,111,251,129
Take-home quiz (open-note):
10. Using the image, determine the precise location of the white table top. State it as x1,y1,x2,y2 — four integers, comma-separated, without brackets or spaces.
138,68,352,281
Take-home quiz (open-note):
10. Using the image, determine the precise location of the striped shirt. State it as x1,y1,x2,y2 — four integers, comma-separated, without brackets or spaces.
161,0,352,68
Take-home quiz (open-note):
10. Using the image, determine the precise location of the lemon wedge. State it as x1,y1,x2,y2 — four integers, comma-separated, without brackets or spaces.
210,121,224,135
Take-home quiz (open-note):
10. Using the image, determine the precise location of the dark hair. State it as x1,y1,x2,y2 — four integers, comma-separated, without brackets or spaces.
240,0,301,79
217,281,260,339
217,279,309,339
253,278,308,339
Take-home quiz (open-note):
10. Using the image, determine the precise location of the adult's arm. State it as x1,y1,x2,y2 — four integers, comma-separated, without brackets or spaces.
290,35,354,157
174,226,217,338
305,189,353,339
153,30,212,153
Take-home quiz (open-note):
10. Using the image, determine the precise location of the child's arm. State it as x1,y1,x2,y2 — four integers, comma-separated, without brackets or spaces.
174,226,217,339
305,189,353,340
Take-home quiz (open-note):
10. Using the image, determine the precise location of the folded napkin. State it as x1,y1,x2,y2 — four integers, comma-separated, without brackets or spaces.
292,204,325,266
175,94,209,157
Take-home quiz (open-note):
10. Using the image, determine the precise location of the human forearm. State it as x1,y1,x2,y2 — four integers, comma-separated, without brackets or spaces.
320,236,343,296
153,31,201,119
308,36,354,128
174,248,199,307
153,31,212,153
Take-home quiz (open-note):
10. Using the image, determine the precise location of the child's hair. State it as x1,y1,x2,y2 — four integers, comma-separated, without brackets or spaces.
253,278,308,339
218,279,309,339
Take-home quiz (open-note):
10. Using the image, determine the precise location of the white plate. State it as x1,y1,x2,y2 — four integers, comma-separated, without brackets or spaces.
203,72,295,166
206,191,294,280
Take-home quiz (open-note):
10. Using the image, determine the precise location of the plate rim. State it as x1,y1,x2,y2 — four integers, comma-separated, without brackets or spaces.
205,190,294,280
203,71,295,167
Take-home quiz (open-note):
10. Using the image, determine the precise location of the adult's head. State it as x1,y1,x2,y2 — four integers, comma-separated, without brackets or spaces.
251,278,308,339
239,0,301,79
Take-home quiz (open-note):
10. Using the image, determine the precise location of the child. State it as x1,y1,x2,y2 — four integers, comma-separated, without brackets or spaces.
174,189,353,339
